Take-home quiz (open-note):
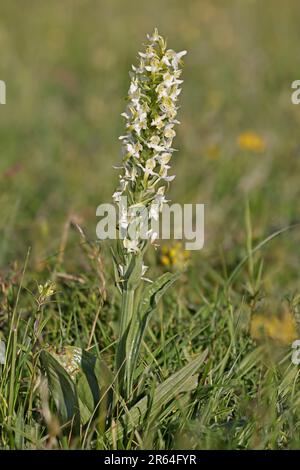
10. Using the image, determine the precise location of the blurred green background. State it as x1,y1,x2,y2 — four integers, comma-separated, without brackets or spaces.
1,0,300,292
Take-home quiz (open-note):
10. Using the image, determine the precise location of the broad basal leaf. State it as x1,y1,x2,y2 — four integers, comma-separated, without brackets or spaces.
39,350,81,435
42,347,113,430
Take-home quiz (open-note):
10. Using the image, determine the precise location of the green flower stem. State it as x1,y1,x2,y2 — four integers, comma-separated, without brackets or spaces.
116,287,135,399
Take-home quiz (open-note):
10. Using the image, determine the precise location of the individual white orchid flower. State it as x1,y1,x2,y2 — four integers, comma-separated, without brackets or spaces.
123,238,139,253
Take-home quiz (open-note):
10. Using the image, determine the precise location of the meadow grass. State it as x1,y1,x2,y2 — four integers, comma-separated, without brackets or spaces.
1,0,300,450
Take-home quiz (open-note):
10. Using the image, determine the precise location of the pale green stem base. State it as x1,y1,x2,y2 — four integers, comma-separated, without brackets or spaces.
115,288,135,399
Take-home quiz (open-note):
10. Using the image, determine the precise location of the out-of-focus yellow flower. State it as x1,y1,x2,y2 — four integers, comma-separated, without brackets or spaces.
161,255,171,267
250,311,297,345
238,131,266,153
159,242,190,271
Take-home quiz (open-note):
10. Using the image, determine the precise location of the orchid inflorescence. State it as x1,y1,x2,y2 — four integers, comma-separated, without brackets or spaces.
113,28,186,254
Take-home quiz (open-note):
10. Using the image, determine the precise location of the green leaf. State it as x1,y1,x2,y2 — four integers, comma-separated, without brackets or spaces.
236,346,263,378
126,272,180,392
138,272,180,318
76,349,113,430
14,404,25,449
42,347,113,429
111,247,122,294
109,349,208,443
39,350,81,435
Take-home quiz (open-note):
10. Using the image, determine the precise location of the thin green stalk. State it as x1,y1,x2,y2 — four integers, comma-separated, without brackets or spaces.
8,327,17,425
245,200,254,293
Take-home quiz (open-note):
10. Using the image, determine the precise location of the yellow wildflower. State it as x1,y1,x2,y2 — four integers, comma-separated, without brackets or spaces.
250,311,297,345
161,255,171,267
238,131,266,153
159,242,190,271
169,248,177,259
